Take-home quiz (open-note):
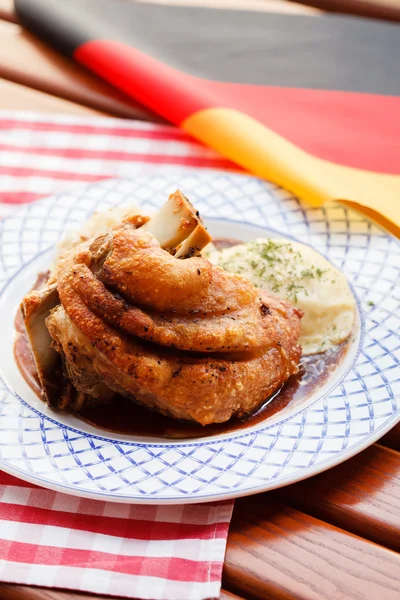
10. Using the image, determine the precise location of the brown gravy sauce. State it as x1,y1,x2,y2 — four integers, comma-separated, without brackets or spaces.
14,238,348,440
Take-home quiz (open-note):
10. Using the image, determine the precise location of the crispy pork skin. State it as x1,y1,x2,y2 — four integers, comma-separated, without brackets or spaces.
54,224,302,425
22,191,302,425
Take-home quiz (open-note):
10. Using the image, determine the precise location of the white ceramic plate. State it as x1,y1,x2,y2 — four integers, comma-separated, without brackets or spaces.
0,172,399,504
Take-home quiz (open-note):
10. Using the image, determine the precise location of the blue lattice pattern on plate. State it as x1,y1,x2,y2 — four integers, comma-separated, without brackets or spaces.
0,173,399,502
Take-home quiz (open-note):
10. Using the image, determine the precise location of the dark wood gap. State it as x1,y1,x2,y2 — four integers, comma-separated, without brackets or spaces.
223,494,400,600
274,443,400,553
289,0,400,22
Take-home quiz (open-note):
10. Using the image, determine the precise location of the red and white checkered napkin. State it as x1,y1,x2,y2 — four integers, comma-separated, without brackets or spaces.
0,111,235,599
0,472,233,599
0,110,234,214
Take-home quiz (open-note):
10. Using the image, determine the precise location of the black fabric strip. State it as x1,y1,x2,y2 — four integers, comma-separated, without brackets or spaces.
15,0,400,95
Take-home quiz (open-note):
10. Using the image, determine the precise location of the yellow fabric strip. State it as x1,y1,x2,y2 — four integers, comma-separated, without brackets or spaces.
183,108,400,237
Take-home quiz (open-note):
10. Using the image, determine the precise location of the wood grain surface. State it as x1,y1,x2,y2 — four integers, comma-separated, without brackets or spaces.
379,422,400,452
0,586,116,600
224,495,400,600
0,0,14,22
0,21,157,121
0,78,107,115
0,586,245,600
0,2,399,600
290,0,400,21
0,585,246,600
219,591,245,600
276,444,400,552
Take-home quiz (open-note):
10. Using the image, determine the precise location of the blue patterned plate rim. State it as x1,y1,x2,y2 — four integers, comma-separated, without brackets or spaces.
0,231,365,448
0,414,398,504
0,173,398,503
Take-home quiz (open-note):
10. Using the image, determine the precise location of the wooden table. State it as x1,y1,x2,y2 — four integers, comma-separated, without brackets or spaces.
291,0,400,23
0,2,399,599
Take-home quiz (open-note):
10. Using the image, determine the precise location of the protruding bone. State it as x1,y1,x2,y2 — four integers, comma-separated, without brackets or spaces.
143,190,211,255
21,283,60,406
174,223,212,258
20,192,212,410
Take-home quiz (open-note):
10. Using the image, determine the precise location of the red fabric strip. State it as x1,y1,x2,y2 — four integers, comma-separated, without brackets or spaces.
74,41,220,125
0,120,193,142
0,503,229,541
0,472,38,488
75,40,400,173
0,192,45,204
0,167,101,181
201,81,400,174
0,539,220,581
0,145,235,170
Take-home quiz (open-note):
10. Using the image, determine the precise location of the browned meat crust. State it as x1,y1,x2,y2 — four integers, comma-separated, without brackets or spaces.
52,222,302,425
69,225,292,353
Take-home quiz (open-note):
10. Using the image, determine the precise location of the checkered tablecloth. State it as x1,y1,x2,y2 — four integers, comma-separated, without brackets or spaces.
0,111,234,213
0,111,234,600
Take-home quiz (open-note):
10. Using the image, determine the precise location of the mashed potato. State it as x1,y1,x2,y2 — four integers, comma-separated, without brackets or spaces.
208,238,356,355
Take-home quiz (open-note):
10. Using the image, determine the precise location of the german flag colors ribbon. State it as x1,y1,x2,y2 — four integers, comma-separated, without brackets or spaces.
16,0,400,235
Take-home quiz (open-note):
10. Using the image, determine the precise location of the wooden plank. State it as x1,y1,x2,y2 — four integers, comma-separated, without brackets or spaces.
224,495,400,600
0,585,115,600
0,0,15,22
0,21,157,121
379,422,400,452
276,444,400,552
0,78,107,115
289,0,400,22
0,584,243,600
219,591,246,600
